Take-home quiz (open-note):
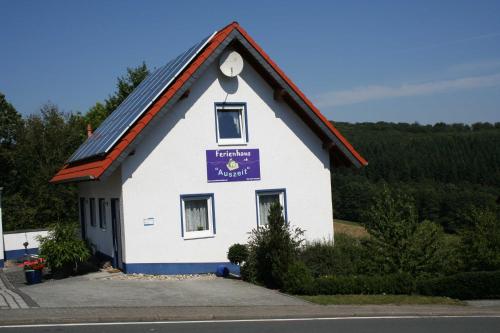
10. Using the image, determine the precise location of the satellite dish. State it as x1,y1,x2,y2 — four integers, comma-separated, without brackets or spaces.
219,50,244,77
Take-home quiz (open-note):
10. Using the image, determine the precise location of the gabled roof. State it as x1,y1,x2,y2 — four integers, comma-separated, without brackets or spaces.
51,22,367,184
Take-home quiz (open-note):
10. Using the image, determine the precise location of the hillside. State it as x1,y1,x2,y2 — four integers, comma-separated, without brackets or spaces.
331,122,500,232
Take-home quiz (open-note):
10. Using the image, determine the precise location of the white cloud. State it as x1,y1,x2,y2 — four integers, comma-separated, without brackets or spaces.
315,73,500,108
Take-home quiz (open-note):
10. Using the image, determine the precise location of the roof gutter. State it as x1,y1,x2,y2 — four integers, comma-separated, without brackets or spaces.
51,175,96,184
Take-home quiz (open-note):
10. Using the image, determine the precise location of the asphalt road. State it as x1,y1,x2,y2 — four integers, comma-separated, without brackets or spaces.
1,317,499,333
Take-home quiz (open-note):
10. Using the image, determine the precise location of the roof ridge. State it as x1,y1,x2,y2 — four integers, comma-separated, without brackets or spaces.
51,22,366,183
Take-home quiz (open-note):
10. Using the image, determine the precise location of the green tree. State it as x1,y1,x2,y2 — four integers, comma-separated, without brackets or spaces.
104,62,149,115
0,92,22,145
0,93,23,196
243,203,304,289
3,104,85,230
363,186,460,276
406,220,462,276
460,208,500,272
84,102,107,130
84,62,149,129
363,186,419,273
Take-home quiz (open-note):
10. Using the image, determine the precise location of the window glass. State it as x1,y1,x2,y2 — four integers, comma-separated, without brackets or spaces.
185,199,209,232
99,198,106,229
215,104,247,144
89,198,96,227
181,195,215,239
258,193,281,226
217,109,242,139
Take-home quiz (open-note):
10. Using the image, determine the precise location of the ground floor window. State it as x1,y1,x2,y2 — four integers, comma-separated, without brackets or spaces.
98,198,107,229
180,194,215,239
89,198,96,227
256,189,286,226
79,198,86,225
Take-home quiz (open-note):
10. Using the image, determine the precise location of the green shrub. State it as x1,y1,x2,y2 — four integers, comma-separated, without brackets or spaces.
240,253,257,283
460,208,500,272
282,261,315,295
300,234,374,277
227,243,248,266
38,223,90,276
243,202,304,289
314,273,415,295
363,186,462,277
417,271,500,300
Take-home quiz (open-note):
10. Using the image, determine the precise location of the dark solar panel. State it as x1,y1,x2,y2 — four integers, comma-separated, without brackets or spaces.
68,32,216,163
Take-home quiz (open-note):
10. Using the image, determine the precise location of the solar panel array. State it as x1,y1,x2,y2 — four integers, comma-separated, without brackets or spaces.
68,32,216,163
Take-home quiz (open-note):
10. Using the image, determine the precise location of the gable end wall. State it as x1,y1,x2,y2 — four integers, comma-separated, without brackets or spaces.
119,57,333,265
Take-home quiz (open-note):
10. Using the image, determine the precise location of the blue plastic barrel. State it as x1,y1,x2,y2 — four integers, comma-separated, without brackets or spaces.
215,265,229,277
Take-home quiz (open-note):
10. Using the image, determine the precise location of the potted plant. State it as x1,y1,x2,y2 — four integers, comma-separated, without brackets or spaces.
20,256,46,285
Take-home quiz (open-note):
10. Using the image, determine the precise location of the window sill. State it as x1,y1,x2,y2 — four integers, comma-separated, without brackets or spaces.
183,234,215,240
217,141,248,146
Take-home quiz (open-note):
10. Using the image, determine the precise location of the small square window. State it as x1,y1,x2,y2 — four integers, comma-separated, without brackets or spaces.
89,198,96,227
256,190,286,226
98,198,106,229
181,194,215,239
215,104,247,145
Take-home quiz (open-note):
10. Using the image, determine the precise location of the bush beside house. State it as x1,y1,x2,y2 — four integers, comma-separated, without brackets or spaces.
230,186,500,300
240,203,304,289
417,271,500,300
38,223,90,277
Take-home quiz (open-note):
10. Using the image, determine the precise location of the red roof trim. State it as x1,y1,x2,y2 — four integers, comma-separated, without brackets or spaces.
233,25,367,167
51,22,366,184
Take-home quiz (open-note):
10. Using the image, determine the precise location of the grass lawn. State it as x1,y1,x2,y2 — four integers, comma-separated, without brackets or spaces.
300,294,465,306
333,219,369,238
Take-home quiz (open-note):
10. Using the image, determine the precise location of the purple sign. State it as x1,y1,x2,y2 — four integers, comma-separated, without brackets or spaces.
206,149,260,182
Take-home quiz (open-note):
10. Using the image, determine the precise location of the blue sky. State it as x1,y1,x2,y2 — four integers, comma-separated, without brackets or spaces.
1,0,499,124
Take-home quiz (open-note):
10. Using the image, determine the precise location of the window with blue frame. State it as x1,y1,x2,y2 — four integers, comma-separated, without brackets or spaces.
180,194,215,239
256,190,286,226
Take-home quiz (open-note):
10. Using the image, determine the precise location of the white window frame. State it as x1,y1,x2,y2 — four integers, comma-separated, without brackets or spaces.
256,189,286,227
180,194,215,240
215,103,248,145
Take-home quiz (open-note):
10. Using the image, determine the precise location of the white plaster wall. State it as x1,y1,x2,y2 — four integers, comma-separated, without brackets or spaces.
120,56,333,264
78,169,122,257
3,230,49,251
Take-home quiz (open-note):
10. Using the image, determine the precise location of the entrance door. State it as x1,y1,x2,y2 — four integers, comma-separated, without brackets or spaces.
110,198,123,270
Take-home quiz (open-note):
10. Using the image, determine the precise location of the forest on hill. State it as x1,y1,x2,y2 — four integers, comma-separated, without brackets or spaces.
0,63,498,233
332,121,500,232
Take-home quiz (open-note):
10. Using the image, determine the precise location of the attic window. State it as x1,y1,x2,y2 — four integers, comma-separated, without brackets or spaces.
215,103,248,145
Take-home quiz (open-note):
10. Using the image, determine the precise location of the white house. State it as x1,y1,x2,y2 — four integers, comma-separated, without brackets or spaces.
51,22,367,275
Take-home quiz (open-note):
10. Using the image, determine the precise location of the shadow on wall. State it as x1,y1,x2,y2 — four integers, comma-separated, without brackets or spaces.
238,61,330,170
217,73,239,96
